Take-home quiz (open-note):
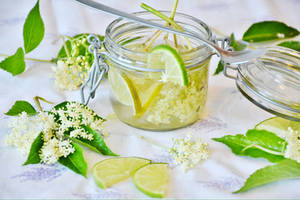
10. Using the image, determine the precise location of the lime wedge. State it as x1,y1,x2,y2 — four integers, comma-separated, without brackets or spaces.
133,163,169,198
92,157,150,189
148,44,188,86
108,67,142,115
255,117,300,136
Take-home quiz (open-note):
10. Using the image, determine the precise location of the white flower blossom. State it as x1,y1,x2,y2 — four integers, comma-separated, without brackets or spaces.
282,127,300,163
5,112,41,155
169,134,209,172
5,101,105,165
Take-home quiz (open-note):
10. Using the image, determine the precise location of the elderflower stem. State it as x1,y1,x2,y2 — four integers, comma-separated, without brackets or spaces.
140,136,169,150
141,3,192,50
33,96,54,112
170,0,179,48
61,35,71,58
0,53,53,63
241,144,285,156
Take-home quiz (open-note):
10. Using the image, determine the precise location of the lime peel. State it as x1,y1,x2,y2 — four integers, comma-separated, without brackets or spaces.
133,163,169,198
92,157,151,189
148,44,188,86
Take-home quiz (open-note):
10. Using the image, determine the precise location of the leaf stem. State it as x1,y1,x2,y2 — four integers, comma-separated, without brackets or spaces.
139,136,169,150
33,96,54,112
0,53,53,63
241,144,285,156
62,36,71,58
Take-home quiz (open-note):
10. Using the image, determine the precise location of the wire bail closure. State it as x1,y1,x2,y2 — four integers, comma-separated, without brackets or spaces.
215,37,238,80
80,34,108,105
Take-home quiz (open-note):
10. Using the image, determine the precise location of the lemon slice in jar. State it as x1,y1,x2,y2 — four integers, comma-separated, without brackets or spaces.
148,44,188,86
108,67,142,115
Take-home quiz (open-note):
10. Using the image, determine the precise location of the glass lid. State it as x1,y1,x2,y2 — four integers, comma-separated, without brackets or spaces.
236,46,300,121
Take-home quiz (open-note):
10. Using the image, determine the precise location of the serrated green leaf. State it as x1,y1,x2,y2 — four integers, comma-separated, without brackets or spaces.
242,21,300,43
234,159,300,193
213,61,224,75
230,33,247,51
278,41,300,52
0,47,25,76
23,132,43,165
5,100,37,116
58,142,87,177
23,0,45,53
213,129,287,162
70,125,118,156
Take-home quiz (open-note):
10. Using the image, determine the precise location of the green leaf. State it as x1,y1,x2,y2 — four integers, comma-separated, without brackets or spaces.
242,21,300,43
213,61,224,75
0,47,25,76
23,0,45,53
69,125,118,156
5,100,37,116
213,129,287,162
278,41,300,52
234,159,300,193
23,132,43,165
230,33,247,51
58,142,87,177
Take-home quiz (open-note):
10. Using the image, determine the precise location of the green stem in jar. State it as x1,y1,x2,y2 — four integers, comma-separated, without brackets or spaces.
141,3,183,31
141,3,193,50
170,0,179,48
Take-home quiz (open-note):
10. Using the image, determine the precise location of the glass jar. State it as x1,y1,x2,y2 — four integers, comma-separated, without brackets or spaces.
103,11,214,131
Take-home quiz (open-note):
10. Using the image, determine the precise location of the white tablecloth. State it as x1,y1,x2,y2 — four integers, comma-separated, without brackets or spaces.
1,0,300,199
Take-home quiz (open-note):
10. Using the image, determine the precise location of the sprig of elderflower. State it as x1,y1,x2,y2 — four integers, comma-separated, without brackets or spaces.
282,127,300,163
5,101,107,165
169,134,209,171
52,34,103,91
140,133,209,171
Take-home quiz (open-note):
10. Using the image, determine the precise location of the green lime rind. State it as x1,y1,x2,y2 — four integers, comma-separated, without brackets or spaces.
133,163,169,198
92,157,151,189
255,117,300,137
150,44,188,86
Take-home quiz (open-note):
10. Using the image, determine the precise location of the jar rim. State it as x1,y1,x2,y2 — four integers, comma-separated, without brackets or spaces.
104,11,214,72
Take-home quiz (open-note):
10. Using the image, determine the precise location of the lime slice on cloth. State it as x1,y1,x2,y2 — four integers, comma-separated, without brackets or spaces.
256,117,300,137
133,163,169,198
92,157,150,189
108,67,142,114
148,44,188,86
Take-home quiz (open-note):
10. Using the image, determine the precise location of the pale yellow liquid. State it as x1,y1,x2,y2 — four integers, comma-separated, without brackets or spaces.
108,44,209,131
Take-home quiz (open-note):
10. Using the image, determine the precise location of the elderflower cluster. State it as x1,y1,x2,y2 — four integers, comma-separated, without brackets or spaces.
5,112,41,155
283,127,300,163
5,102,106,165
169,134,209,171
53,36,92,91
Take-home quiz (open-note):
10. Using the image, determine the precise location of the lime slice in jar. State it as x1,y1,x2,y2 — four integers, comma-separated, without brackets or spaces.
108,67,142,115
255,117,300,137
133,163,169,198
148,44,188,86
92,157,151,189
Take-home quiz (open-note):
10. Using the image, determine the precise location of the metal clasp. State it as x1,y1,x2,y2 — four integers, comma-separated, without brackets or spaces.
215,37,238,80
80,34,108,105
